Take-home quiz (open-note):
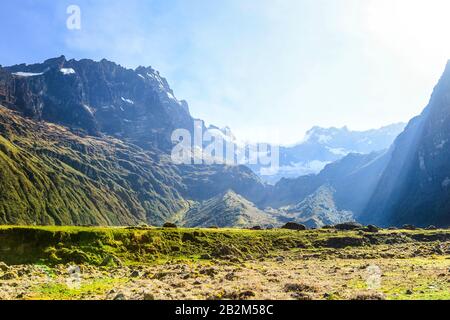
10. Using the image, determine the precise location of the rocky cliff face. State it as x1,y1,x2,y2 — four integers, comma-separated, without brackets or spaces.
363,61,450,227
2,56,194,151
0,69,15,108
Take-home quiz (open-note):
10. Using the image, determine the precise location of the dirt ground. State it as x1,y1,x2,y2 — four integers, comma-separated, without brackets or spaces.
1,246,449,300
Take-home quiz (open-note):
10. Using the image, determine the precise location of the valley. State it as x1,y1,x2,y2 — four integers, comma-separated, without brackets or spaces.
2,57,450,229
3,1,450,304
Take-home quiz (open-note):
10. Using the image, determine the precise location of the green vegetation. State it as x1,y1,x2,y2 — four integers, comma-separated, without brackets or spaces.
1,225,449,266
0,226,449,300
0,225,305,265
0,107,187,226
30,278,127,300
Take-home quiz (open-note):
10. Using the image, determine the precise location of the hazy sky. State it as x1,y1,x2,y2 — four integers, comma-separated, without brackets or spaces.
1,0,450,144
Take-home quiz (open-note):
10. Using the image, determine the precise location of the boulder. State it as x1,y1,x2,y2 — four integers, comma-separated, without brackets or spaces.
162,222,177,228
365,225,380,233
281,222,307,231
402,224,416,230
334,222,363,231
130,270,141,278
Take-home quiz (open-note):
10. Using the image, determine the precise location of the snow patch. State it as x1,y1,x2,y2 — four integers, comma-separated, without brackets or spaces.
166,92,177,100
82,104,94,115
326,147,349,156
147,72,165,90
12,72,43,77
260,160,330,176
60,68,76,75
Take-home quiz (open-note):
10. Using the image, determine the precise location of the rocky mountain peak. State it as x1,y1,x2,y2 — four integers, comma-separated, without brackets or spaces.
1,57,195,151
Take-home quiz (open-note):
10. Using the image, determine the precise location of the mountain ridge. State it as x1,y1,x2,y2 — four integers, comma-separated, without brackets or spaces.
254,122,405,183
2,56,450,228
2,56,194,151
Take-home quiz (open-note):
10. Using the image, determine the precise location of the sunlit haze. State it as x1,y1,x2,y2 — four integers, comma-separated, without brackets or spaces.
1,0,450,144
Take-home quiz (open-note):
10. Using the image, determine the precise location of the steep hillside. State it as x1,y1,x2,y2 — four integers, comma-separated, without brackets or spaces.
363,61,450,227
183,190,278,228
278,185,354,228
0,106,186,225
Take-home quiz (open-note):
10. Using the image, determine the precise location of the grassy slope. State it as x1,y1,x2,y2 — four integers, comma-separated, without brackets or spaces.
1,225,449,266
0,106,187,226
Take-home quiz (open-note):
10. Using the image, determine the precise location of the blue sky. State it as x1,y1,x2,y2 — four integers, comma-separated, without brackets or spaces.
1,0,450,144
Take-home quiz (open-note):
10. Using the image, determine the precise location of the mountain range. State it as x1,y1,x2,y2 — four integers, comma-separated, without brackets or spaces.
253,123,405,183
1,56,450,228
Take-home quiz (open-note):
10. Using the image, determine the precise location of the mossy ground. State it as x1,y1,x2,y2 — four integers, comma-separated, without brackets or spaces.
0,226,349,265
0,226,449,300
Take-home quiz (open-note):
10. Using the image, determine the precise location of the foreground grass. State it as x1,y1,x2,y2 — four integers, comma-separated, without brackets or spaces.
1,225,449,266
29,278,128,300
0,226,354,265
0,226,449,300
